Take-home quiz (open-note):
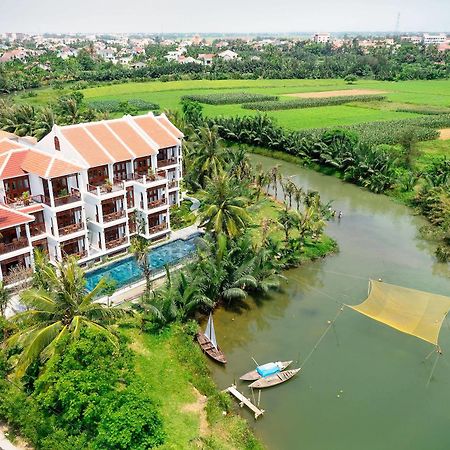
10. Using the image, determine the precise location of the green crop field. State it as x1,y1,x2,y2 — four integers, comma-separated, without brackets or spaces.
12,78,450,131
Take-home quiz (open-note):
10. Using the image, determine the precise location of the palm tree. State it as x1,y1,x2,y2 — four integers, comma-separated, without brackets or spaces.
0,281,10,317
130,236,152,294
270,165,280,197
191,125,226,186
199,174,251,238
294,185,304,212
33,106,55,140
278,209,299,243
7,257,128,379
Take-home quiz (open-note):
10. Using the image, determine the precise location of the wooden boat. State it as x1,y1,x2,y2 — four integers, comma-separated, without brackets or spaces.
240,361,293,381
196,313,227,364
248,368,300,389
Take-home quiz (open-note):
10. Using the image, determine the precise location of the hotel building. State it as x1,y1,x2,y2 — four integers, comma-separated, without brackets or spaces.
0,113,183,285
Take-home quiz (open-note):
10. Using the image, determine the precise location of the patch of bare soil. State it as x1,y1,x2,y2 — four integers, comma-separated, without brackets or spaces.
181,388,209,437
438,128,450,140
0,424,32,450
285,89,388,98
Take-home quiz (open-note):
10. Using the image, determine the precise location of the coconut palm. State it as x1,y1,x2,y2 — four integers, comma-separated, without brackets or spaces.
7,257,128,379
191,125,227,186
278,208,300,243
130,236,152,294
33,106,55,140
199,174,251,238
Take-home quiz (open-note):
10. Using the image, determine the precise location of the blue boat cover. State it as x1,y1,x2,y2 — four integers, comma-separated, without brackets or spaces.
256,362,280,377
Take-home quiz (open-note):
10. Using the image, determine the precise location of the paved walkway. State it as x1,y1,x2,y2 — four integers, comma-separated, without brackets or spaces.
0,427,23,450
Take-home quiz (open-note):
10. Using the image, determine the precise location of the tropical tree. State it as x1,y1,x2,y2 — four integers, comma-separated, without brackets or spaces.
130,236,152,294
190,125,227,186
199,174,251,237
278,208,299,242
6,257,128,379
33,106,55,140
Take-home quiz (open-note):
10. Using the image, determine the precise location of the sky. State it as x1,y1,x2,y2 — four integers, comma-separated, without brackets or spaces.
0,0,449,34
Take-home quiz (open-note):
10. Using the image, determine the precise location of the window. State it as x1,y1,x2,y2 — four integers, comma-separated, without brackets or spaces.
54,136,60,151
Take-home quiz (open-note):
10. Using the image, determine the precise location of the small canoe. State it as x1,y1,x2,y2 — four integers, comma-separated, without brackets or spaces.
196,332,227,364
240,361,293,381
248,368,300,389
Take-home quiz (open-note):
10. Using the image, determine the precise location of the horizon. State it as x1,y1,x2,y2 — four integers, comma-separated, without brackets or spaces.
1,0,449,35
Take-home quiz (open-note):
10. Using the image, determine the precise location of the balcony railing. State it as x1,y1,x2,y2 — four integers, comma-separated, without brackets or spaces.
0,237,29,255
148,222,168,234
103,210,126,223
157,158,177,168
87,180,124,196
118,171,167,185
5,194,45,209
58,222,84,236
3,267,33,286
45,189,81,207
62,249,87,260
147,198,167,210
29,222,46,237
105,236,127,250
168,180,178,189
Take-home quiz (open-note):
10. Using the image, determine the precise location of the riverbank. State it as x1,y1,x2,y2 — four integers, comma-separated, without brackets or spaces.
126,324,263,449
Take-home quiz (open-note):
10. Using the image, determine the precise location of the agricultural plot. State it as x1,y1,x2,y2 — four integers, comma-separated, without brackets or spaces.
13,78,450,133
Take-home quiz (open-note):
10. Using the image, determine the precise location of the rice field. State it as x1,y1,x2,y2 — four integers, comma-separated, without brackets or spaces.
12,78,450,131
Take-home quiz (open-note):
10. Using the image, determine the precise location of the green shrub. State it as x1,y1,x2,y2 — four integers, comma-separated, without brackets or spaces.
243,94,387,111
182,92,278,105
88,99,159,112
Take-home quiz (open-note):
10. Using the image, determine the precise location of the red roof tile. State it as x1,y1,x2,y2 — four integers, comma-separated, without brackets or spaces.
156,115,184,139
107,120,157,157
0,204,34,230
132,115,179,149
0,150,29,179
86,123,134,161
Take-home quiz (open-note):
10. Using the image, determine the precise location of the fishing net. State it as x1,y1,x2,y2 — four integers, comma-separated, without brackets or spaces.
348,280,450,346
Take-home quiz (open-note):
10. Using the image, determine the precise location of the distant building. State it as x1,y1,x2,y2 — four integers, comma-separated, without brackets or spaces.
197,53,214,65
423,33,447,45
313,33,330,44
0,48,29,62
400,35,422,44
218,50,238,61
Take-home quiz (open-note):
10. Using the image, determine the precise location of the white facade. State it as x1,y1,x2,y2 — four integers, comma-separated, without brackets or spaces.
0,113,184,285
423,33,447,45
313,33,331,44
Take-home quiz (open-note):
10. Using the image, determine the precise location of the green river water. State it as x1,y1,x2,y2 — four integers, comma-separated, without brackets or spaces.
209,154,450,450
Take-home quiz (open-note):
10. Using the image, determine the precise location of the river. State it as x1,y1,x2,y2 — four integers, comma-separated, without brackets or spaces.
209,154,450,450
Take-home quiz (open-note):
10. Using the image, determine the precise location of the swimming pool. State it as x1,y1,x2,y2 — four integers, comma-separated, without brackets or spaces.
85,234,200,292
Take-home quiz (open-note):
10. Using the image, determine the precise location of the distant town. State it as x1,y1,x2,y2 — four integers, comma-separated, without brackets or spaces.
0,31,448,66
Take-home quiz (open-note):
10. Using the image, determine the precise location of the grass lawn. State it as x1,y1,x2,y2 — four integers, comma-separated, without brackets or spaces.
12,78,450,131
127,325,263,450
417,138,450,156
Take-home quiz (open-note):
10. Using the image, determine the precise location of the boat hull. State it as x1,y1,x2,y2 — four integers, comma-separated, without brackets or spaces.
196,332,227,364
240,361,293,381
248,368,300,389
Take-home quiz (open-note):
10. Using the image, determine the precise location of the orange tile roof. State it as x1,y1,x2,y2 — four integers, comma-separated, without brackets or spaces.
0,150,29,179
132,116,179,149
20,204,44,214
107,120,157,157
0,139,23,154
21,150,81,179
0,204,34,230
156,115,184,139
61,126,113,166
87,123,133,161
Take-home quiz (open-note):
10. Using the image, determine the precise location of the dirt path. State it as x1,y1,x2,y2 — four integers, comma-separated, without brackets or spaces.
181,388,209,437
285,89,388,98
439,128,450,140
0,426,31,450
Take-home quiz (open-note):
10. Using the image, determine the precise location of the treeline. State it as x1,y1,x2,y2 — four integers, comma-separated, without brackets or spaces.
1,41,449,94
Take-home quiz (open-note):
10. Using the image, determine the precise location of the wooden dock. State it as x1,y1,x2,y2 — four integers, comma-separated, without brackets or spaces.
224,384,265,419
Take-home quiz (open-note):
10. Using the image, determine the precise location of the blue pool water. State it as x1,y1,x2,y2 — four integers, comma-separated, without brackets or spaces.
85,235,200,292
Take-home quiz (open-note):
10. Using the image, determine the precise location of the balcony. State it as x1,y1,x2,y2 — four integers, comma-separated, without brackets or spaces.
0,237,29,255
103,210,126,223
58,222,84,236
157,158,177,168
5,194,45,209
45,189,81,207
29,222,46,237
3,267,33,286
105,236,128,250
148,222,168,234
147,198,167,210
87,180,124,196
168,180,178,189
62,249,87,260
